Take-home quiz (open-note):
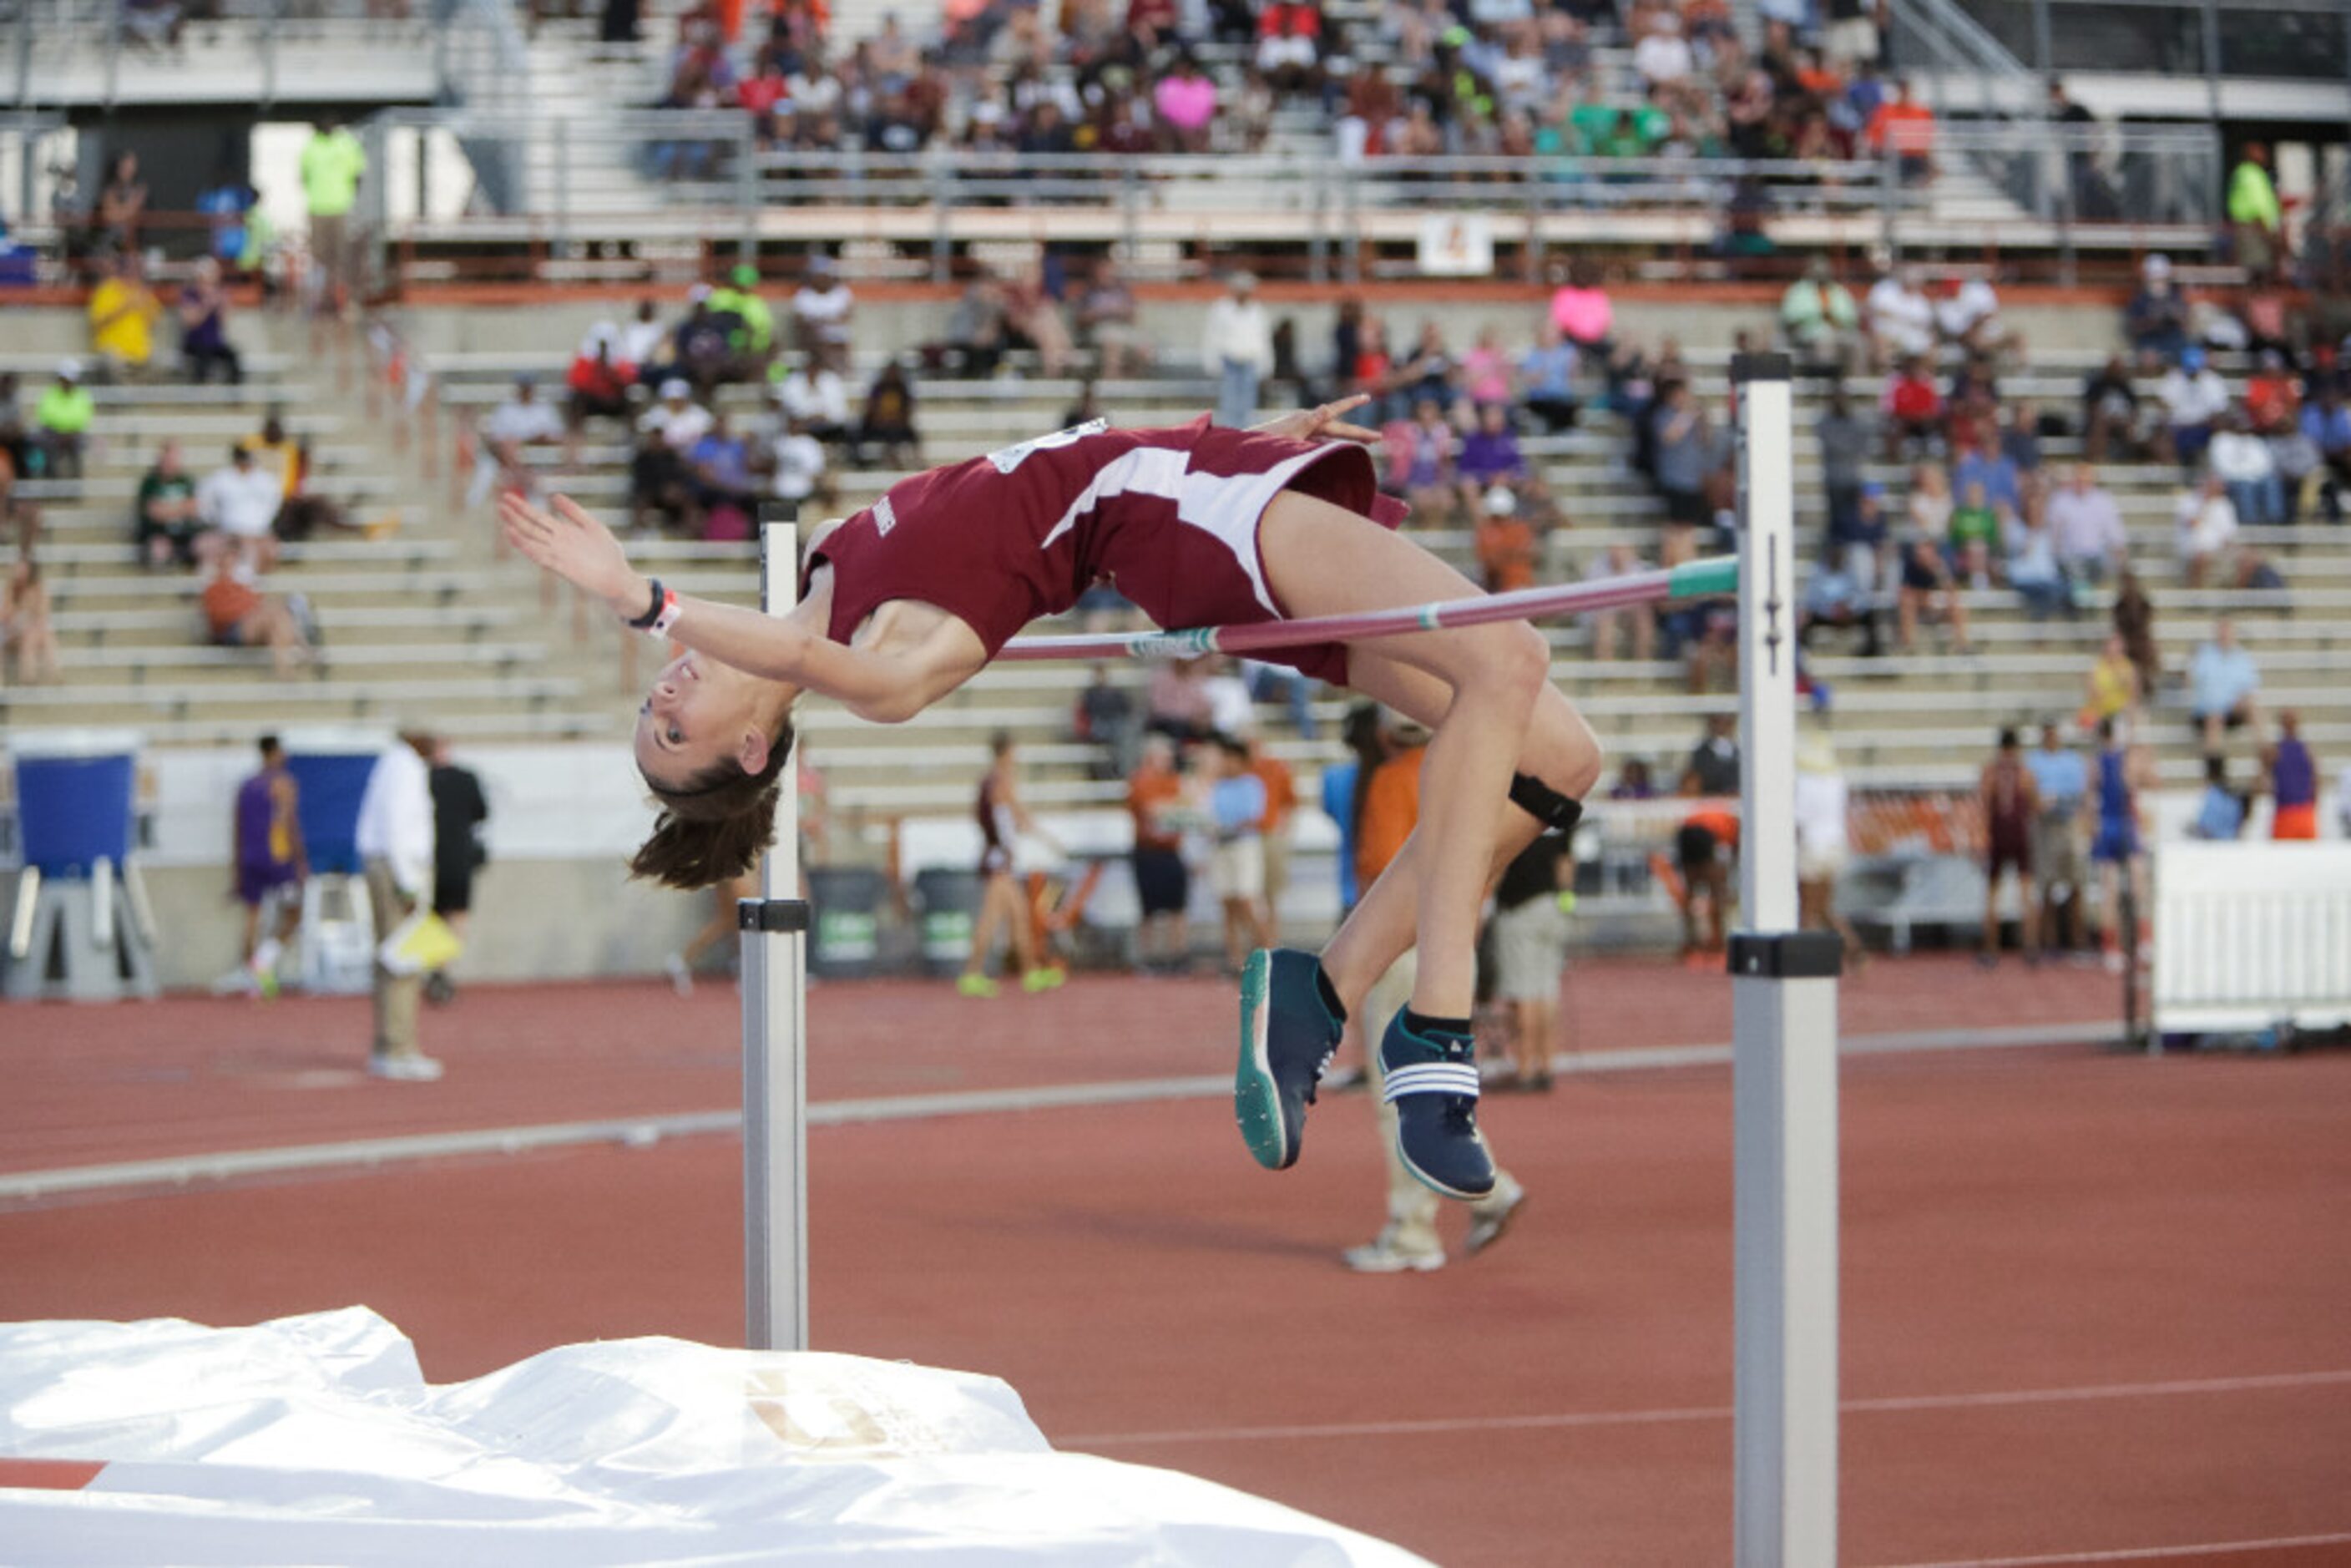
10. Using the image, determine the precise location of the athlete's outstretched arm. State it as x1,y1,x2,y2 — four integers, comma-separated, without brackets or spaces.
498,493,973,721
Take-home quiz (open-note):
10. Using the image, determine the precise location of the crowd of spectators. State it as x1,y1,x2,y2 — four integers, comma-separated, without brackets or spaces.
630,0,1908,196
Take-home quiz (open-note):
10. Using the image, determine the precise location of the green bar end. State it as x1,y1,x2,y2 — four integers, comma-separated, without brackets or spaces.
1668,557,1739,600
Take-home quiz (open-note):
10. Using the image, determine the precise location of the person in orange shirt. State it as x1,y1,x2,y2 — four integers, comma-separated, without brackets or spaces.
1247,732,1298,933
1342,710,1526,1273
1669,772,1741,969
1865,78,1936,185
1125,735,1191,973
1473,484,1539,594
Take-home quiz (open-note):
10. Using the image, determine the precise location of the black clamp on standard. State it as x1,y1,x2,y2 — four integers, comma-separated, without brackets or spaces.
1725,930,1843,979
737,898,812,933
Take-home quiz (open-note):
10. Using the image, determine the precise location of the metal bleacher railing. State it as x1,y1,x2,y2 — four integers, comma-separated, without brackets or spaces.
348,109,2224,291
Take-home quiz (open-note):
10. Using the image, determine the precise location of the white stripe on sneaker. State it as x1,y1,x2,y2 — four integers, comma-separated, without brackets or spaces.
1382,1063,1482,1102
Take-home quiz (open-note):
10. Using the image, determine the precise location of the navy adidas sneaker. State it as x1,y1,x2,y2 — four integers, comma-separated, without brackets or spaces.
1235,948,1343,1171
1379,1009,1495,1200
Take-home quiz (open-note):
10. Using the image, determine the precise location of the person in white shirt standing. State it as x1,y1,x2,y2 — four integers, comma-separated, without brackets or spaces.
355,727,442,1081
1864,262,1935,371
1203,271,1272,429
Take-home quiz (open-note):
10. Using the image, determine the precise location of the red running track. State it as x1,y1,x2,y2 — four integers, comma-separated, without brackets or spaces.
3,959,2348,1565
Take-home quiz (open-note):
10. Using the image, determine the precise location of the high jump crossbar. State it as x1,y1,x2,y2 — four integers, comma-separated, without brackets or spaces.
740,356,1838,1566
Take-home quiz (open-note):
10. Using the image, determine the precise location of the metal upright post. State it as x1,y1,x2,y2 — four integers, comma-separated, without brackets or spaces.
1729,355,1842,1568
741,506,809,1352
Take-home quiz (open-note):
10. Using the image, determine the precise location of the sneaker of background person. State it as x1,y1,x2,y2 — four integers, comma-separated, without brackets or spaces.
367,1053,445,1083
957,972,1000,999
1342,1227,1445,1274
665,952,694,997
1020,966,1066,993
1465,1176,1528,1257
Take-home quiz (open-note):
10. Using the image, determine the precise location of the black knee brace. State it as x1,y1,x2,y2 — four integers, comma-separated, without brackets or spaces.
1509,772,1585,834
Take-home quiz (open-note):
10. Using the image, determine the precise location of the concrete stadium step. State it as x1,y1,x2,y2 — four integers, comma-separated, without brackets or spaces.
49,603,524,648
63,641,549,679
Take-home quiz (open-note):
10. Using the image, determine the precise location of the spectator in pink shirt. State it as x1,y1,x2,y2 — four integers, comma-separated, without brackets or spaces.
1459,326,1513,406
1549,256,1614,353
1154,55,1219,152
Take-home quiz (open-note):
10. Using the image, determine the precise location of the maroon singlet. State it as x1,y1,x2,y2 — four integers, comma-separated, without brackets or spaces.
804,417,1406,682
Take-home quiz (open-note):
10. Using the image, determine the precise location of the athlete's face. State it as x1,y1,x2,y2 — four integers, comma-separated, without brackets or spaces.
634,650,790,791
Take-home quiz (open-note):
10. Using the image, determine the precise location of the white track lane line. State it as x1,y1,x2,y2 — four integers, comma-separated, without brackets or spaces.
1873,1530,2351,1566
1059,1368,2351,1448
0,1019,2123,1205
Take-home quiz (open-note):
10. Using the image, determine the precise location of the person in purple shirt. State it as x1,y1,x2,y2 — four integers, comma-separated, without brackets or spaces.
230,735,306,995
2264,710,2319,839
1455,401,1527,493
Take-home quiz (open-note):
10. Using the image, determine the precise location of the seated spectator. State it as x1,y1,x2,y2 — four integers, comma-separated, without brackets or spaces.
1585,542,1657,662
1780,258,1861,374
2187,753,2250,840
469,377,566,508
1385,397,1458,523
1253,0,1322,94
1472,484,1539,594
1002,265,1075,378
2000,399,2045,478
134,440,200,569
771,357,851,446
177,258,241,385
1881,354,1942,458
1864,78,1935,184
270,440,357,544
1866,262,1936,369
200,543,312,677
705,264,777,378
1953,435,2022,518
2156,347,2229,468
1516,318,1580,432
2081,354,2144,463
1934,274,2012,361
2187,617,2262,753
2,552,58,685
855,359,920,466
2125,253,2190,367
2209,412,2285,527
87,253,162,379
1073,257,1151,379
1799,555,1884,657
2298,386,2351,492
1458,327,1513,410
669,291,736,393
1896,532,1972,653
1948,479,2002,588
1907,460,1954,553
1457,402,1525,493
1548,256,1614,355
2174,473,2240,587
937,276,1008,378
0,372,24,478
619,298,669,381
2046,463,2126,584
1632,10,1693,85
631,380,713,533
686,413,759,539
32,362,94,480
564,321,635,453
2244,351,2300,435
1152,55,1219,152
766,413,828,508
2005,508,2071,620
196,443,284,567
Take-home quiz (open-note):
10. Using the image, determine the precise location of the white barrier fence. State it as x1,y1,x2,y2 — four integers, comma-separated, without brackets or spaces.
2154,842,2351,1037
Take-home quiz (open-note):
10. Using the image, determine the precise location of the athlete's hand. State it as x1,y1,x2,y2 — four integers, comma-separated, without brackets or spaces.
499,493,643,610
1251,394,1380,447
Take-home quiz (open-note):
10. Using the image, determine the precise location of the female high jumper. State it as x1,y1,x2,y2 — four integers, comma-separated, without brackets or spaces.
499,397,1601,1201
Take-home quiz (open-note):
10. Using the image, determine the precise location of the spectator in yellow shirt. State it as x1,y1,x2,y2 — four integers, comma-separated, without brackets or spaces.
2228,143,2283,281
87,253,162,377
300,117,367,315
